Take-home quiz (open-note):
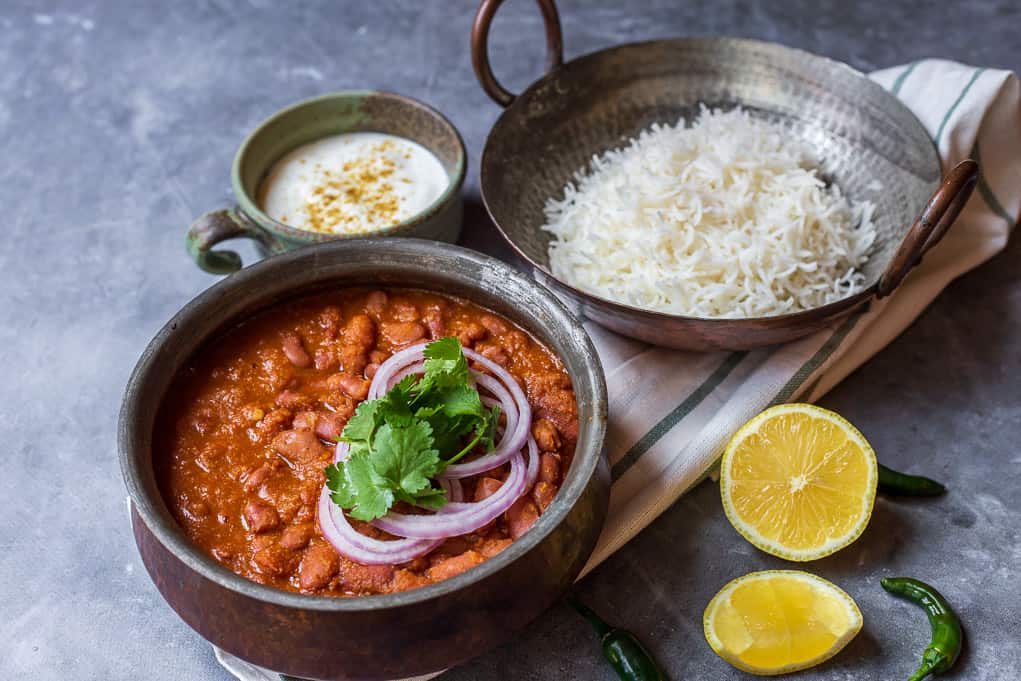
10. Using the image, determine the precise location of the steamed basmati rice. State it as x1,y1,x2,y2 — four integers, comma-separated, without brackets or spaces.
541,107,877,319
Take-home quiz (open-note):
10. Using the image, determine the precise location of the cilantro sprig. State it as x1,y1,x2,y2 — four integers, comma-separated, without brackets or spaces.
325,338,500,521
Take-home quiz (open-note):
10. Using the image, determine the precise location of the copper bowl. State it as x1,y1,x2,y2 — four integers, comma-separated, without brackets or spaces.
118,239,609,680
472,0,978,351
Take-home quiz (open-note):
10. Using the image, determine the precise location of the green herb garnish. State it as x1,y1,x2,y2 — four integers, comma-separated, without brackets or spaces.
325,338,500,521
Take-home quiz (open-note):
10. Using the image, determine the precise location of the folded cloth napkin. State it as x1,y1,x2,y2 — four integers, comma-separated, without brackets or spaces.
218,59,1019,681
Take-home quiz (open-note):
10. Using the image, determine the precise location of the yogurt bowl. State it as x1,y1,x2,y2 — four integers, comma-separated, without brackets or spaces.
186,91,466,274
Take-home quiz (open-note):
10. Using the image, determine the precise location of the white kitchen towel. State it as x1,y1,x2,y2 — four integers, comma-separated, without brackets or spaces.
220,59,1019,680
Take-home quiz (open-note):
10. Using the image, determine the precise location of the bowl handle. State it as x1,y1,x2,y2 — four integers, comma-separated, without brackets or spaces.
186,209,277,275
876,159,979,298
471,0,563,107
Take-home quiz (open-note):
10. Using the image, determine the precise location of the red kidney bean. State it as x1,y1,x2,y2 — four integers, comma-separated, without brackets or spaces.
427,551,484,581
279,523,313,551
539,453,561,485
338,560,395,593
243,462,276,493
364,291,388,316
253,544,300,578
381,321,426,346
299,542,339,591
271,429,329,464
457,321,487,347
344,314,376,348
474,477,503,502
506,497,540,539
313,411,346,441
479,314,509,336
532,481,557,512
275,389,314,410
314,347,338,371
281,332,312,368
243,499,280,534
331,374,370,401
532,419,562,453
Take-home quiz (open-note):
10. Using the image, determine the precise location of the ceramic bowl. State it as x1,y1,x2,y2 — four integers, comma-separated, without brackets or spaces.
119,239,609,680
186,91,467,274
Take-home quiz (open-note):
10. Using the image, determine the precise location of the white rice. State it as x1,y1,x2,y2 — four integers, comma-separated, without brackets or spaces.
541,107,877,319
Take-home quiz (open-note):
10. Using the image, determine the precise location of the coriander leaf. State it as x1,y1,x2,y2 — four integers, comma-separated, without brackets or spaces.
413,404,442,419
423,411,477,455
325,462,353,507
328,450,394,521
377,377,415,427
372,420,442,497
340,400,380,443
410,487,448,510
419,337,470,392
439,384,485,419
393,373,419,394
423,336,466,366
327,337,495,519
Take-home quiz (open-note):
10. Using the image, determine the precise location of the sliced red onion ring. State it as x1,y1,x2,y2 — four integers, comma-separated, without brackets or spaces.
439,371,528,479
370,449,530,539
324,340,541,554
523,435,539,490
387,362,425,392
317,488,440,565
334,440,350,463
437,476,463,503
362,341,533,480
367,345,425,400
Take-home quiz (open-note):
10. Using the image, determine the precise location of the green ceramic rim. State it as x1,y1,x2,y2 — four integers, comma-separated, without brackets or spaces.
231,90,467,242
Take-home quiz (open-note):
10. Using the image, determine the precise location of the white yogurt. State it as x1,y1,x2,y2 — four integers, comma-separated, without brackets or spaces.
258,132,449,234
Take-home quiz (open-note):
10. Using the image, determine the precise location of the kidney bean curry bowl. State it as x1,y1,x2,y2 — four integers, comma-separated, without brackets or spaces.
156,288,578,597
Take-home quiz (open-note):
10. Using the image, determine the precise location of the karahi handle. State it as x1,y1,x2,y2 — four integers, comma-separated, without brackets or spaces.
877,160,978,298
471,0,564,107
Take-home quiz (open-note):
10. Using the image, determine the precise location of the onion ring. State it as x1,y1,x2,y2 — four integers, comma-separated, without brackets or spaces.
370,447,531,539
317,488,440,565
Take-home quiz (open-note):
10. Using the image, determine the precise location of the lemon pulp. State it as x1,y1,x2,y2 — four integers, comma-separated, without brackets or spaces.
721,403,878,561
704,570,863,675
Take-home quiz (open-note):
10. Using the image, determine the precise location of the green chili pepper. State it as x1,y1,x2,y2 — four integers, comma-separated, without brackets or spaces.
566,596,667,681
881,577,963,681
878,463,947,496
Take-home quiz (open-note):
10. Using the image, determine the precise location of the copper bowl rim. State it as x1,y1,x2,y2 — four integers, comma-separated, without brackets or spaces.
480,36,939,327
119,238,607,613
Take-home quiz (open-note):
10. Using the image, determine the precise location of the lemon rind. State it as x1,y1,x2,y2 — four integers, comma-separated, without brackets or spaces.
720,403,879,562
702,569,864,676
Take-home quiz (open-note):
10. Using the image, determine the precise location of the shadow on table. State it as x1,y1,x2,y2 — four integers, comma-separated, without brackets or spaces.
457,192,529,271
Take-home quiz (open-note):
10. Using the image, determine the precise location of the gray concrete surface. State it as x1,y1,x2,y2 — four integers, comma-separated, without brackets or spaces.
1,1,1018,679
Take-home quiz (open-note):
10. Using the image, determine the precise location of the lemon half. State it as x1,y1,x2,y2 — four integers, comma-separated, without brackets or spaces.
704,570,863,675
721,403,878,561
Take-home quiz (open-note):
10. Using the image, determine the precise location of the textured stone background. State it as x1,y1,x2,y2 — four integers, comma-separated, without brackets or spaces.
1,1,1018,679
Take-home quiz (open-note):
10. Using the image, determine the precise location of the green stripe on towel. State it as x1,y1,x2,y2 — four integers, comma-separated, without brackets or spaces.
890,61,920,95
971,142,1017,227
611,351,748,481
771,311,864,405
935,68,986,146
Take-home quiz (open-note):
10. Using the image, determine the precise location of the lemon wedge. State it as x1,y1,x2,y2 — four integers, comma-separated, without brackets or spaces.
720,403,878,561
704,570,863,675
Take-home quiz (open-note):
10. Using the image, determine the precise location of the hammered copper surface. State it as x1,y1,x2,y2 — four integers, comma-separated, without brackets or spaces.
479,37,965,350
119,239,609,680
